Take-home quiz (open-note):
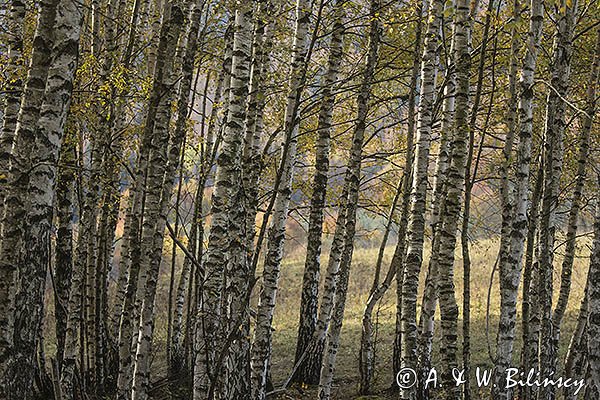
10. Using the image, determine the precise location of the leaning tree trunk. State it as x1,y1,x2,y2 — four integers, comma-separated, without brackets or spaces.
291,184,349,386
130,4,196,400
563,273,589,400
494,0,544,396
5,0,83,397
0,0,60,387
251,0,312,397
172,63,225,376
293,1,345,385
551,10,598,375
115,3,184,399
318,2,381,398
586,183,600,398
534,3,577,399
193,5,253,399
399,0,442,398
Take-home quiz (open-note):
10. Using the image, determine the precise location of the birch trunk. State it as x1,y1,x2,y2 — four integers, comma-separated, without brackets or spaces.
551,16,598,373
415,5,455,390
251,0,311,395
496,0,519,321
360,181,402,394
115,3,184,398
291,184,348,385
0,0,26,205
393,3,422,379
399,0,442,398
172,70,223,376
318,1,380,397
5,0,83,397
494,0,519,391
294,3,345,383
535,3,577,398
434,0,470,395
494,0,544,395
193,5,253,399
563,277,589,400
586,186,600,398
519,157,543,392
128,4,186,399
0,0,59,385
54,128,76,368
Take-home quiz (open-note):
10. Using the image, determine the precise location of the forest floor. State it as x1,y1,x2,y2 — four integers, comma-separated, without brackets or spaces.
267,237,589,399
42,237,589,399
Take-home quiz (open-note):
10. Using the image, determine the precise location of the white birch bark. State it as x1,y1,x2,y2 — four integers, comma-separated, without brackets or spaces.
551,18,598,376
535,3,577,399
294,3,345,383
435,0,469,395
193,5,253,399
318,1,381,397
116,3,184,398
0,0,26,205
399,0,443,398
494,0,544,396
0,0,60,386
393,3,422,378
5,0,83,397
130,3,193,399
251,1,311,397
416,5,455,388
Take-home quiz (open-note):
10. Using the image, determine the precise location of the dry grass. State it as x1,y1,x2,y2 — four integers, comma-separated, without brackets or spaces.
41,233,589,400
268,236,590,399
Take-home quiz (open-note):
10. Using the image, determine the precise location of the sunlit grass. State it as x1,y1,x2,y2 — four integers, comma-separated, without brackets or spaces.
269,236,590,399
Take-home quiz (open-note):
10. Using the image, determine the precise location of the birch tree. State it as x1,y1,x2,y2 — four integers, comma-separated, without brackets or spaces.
399,0,443,398
193,4,254,399
0,0,60,386
551,12,599,375
294,1,345,385
535,3,577,398
4,0,83,397
251,0,312,396
435,0,470,395
586,183,600,398
319,0,381,397
0,0,26,204
393,2,422,380
494,0,544,395
116,3,185,398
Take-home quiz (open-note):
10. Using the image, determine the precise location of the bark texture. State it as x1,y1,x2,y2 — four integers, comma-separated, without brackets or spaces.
251,0,312,397
193,4,254,399
293,1,345,385
534,3,577,399
399,0,442,398
435,0,470,396
319,1,381,398
494,0,544,396
587,187,600,398
5,0,83,397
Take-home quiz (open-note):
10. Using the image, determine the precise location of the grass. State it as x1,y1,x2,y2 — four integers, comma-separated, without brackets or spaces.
268,236,590,399
40,233,590,400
